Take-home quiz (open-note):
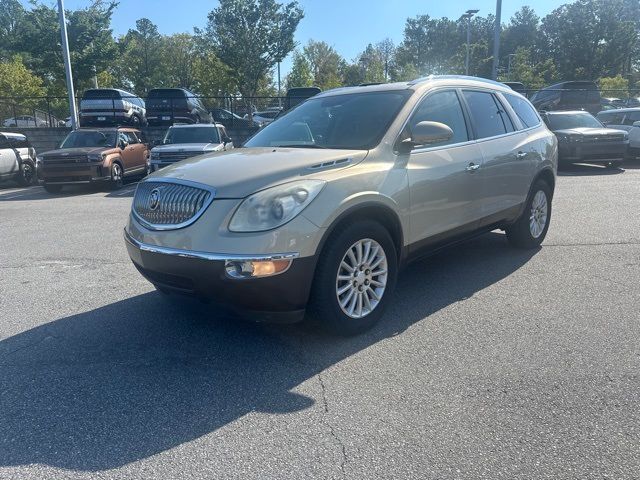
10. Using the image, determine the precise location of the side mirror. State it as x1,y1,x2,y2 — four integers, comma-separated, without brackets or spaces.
400,121,453,151
633,121,640,128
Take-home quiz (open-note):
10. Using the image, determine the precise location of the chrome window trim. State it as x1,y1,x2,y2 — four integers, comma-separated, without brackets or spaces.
132,177,217,231
124,229,299,262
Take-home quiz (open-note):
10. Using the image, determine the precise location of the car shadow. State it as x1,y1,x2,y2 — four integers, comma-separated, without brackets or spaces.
0,181,139,201
557,163,625,176
0,232,538,472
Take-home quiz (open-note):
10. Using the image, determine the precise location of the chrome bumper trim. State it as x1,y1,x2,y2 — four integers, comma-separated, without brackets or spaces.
124,229,300,262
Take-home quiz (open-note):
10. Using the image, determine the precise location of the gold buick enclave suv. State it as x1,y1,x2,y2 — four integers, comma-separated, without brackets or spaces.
125,76,558,335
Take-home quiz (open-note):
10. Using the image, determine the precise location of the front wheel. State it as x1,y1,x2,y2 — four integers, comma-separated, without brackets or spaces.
17,160,36,186
505,179,552,249
308,220,398,336
109,162,123,190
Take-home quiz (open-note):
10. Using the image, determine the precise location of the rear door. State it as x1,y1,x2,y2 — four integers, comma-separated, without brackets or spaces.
0,134,18,175
461,89,535,219
405,89,486,244
123,131,146,171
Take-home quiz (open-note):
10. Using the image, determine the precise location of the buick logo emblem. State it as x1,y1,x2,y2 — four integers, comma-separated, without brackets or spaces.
149,188,161,210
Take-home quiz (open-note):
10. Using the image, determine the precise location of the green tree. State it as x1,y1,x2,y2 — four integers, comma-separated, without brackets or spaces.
598,75,630,98
302,40,344,90
501,6,540,65
0,0,25,61
286,50,314,89
119,18,164,95
0,55,46,100
499,47,556,90
357,44,385,83
203,0,303,98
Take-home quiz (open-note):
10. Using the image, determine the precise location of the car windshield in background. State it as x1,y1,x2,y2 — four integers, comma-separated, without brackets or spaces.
547,113,603,130
60,130,117,148
163,127,220,144
244,91,411,150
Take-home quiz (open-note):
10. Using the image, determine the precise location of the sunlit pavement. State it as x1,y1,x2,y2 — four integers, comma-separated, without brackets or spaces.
1,164,639,479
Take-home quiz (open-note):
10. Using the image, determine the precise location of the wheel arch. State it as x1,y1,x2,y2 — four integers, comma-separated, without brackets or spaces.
534,167,556,197
315,202,405,264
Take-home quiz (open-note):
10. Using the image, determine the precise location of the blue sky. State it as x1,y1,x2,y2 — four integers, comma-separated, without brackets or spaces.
44,0,565,74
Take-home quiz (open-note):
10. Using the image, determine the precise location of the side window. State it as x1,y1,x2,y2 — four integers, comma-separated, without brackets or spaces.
504,94,541,129
0,135,10,149
407,90,469,147
624,112,640,125
126,132,139,144
463,90,510,139
118,132,129,146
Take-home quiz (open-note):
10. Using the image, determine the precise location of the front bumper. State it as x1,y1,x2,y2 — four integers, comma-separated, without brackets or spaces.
38,163,110,184
558,141,628,162
124,229,317,322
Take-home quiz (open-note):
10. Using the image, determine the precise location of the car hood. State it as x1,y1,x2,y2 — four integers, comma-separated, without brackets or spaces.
553,127,628,136
147,147,366,198
40,146,115,157
151,143,223,152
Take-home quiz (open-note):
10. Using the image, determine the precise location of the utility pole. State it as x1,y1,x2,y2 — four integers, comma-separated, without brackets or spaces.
93,65,98,89
491,0,502,80
461,9,479,76
57,0,77,129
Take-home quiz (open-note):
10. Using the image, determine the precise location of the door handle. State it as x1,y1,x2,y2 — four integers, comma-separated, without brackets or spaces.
516,151,527,159
466,162,480,172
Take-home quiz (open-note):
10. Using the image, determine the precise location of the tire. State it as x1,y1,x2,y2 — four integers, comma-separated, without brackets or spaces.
131,115,141,127
308,220,398,336
505,179,552,249
606,160,623,169
110,162,123,190
16,160,36,186
43,183,63,194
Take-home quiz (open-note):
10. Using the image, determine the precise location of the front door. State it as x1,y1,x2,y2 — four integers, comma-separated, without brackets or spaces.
403,89,486,246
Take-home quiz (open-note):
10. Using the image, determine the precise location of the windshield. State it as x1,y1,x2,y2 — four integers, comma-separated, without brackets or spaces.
245,91,411,150
547,113,603,130
163,127,220,145
60,130,117,148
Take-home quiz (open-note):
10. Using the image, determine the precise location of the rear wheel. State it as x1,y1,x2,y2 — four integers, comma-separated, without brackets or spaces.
308,220,398,336
43,183,63,194
505,179,552,249
16,160,36,186
131,115,141,127
110,162,123,190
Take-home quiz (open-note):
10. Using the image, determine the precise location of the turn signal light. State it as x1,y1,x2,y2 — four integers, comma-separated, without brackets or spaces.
225,259,292,279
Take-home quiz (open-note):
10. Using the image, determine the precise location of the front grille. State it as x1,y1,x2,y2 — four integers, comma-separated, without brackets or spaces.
43,154,88,164
583,135,625,143
133,181,213,229
157,151,202,162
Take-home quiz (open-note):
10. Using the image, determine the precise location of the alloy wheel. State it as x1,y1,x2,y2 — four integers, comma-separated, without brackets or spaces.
529,190,548,239
335,238,388,319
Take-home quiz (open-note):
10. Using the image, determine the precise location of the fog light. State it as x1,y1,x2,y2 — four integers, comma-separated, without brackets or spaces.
225,259,292,279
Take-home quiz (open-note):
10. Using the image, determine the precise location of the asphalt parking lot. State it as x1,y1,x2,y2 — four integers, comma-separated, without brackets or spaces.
1,164,639,480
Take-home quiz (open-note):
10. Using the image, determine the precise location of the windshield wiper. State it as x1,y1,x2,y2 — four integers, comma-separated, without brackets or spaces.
275,144,328,149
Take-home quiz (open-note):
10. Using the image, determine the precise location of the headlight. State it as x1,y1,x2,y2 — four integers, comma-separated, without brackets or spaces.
88,153,106,162
229,180,325,232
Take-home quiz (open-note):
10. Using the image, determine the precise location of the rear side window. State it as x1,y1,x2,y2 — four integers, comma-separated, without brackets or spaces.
504,94,541,129
597,112,625,125
408,90,469,146
125,132,139,144
463,90,511,139
0,135,10,149
11,136,29,148
624,112,640,125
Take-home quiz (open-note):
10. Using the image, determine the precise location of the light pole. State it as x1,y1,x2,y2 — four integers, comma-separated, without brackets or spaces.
461,9,479,76
57,0,77,129
491,0,502,80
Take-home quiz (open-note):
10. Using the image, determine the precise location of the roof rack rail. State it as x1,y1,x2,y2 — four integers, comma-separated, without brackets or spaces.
408,75,507,89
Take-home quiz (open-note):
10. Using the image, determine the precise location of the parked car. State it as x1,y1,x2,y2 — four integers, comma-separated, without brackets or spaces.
125,76,557,335
149,124,233,172
211,108,261,129
626,97,640,107
597,108,640,159
530,81,601,114
284,87,321,111
601,97,626,110
503,82,526,94
79,88,146,127
37,127,149,193
2,115,49,128
248,109,281,125
0,132,37,185
541,110,628,168
146,88,212,126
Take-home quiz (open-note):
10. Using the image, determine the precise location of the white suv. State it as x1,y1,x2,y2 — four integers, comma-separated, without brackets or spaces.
0,132,37,186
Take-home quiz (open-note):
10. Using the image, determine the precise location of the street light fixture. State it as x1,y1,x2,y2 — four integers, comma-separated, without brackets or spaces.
460,9,479,76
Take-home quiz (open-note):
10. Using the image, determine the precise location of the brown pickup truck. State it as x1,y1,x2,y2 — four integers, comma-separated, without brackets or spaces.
37,127,149,193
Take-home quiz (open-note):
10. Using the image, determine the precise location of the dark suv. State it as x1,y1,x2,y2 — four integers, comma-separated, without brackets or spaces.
146,88,212,126
530,81,602,114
